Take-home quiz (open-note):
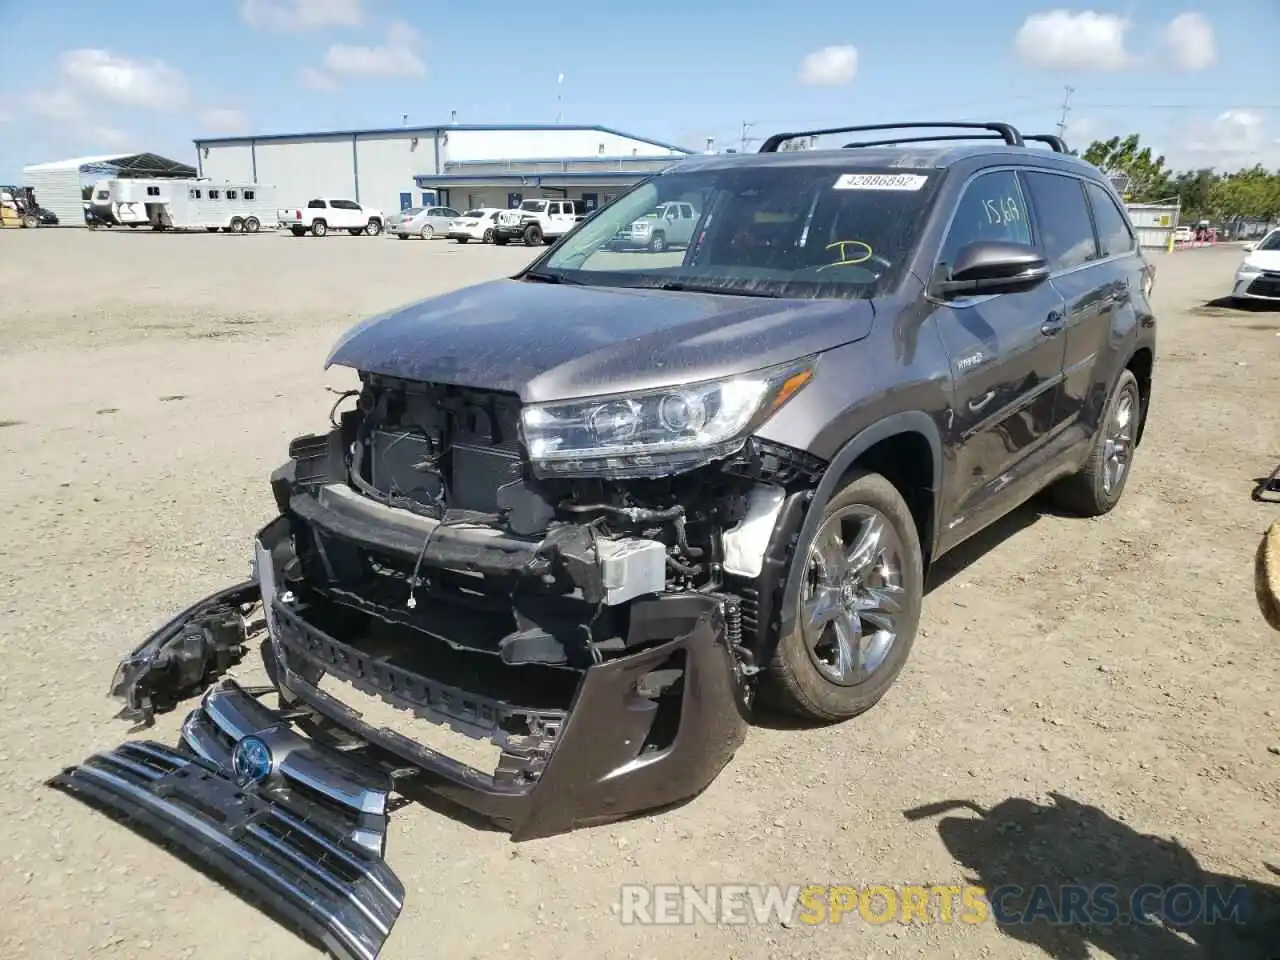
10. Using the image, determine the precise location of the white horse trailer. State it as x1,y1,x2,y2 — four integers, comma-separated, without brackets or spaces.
104,178,278,232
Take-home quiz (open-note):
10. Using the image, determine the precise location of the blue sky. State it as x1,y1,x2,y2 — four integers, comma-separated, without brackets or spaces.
0,0,1276,182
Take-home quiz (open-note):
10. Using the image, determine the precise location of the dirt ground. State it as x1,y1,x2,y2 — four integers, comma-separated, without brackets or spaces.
1,228,1278,960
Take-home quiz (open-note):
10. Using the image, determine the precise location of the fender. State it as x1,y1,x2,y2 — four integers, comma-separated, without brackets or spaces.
772,411,944,649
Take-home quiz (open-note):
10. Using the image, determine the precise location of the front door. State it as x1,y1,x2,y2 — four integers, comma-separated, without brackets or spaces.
932,168,1068,544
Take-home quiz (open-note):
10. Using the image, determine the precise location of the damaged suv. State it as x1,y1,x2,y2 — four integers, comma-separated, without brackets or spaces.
54,121,1156,960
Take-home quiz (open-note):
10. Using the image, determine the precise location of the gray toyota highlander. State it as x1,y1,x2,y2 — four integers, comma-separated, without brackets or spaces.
55,121,1157,960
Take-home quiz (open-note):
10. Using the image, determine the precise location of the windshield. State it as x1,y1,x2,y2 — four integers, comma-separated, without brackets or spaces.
520,200,547,212
536,164,940,299
1256,230,1280,252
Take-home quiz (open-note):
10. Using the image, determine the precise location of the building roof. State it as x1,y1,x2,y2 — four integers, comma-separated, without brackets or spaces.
193,122,694,154
23,151,197,176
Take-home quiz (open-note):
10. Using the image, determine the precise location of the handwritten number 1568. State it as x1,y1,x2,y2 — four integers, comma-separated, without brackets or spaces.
983,197,1020,225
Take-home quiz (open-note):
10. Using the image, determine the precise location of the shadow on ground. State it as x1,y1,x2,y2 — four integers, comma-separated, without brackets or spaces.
905,791,1280,960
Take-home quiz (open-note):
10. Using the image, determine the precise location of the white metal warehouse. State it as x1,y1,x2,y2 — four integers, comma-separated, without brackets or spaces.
22,152,197,227
194,122,694,216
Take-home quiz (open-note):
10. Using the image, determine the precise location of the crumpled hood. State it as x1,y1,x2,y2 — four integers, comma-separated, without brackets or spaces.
325,278,876,402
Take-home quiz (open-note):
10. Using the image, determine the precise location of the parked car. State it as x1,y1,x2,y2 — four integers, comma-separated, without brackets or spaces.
385,206,423,233
1231,227,1280,303
393,205,461,240
447,208,503,243
61,120,1158,960
493,198,586,245
609,200,700,252
277,198,384,237
1173,225,1193,243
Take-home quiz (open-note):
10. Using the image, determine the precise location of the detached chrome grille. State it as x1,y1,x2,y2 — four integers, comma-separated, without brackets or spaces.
49,703,404,960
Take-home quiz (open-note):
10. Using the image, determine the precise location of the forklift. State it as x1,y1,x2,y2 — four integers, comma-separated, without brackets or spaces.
0,185,41,228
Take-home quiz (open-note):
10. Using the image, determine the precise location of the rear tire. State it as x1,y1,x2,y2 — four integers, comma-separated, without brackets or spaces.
290,227,306,237
762,470,924,723
229,218,245,234
1046,369,1142,517
244,217,260,233
455,236,469,244
21,213,38,229
311,220,328,237
365,218,382,236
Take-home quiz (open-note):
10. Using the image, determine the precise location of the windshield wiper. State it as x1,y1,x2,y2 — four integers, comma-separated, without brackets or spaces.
522,271,585,285
655,280,780,298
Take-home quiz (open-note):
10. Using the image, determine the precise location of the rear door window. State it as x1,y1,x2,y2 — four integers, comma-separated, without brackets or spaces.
1022,171,1099,272
1084,181,1136,258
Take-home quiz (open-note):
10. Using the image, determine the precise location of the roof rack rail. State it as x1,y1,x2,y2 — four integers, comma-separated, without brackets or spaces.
839,131,1070,153
759,121,1025,153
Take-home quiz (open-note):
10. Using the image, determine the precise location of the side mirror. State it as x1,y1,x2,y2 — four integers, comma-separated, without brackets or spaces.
1242,242,1256,252
936,241,1050,298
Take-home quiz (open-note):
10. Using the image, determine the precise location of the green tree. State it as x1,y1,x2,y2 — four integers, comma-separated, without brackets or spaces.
1081,134,1172,202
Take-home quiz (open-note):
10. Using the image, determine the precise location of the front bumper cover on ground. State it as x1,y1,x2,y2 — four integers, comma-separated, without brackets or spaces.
53,510,751,956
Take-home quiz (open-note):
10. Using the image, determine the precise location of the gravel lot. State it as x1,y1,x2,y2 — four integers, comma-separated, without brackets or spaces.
2,229,1278,960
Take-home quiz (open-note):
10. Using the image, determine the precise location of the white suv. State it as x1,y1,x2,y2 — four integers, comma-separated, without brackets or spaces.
493,199,586,246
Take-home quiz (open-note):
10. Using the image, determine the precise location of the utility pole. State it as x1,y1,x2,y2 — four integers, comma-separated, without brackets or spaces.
1056,86,1074,138
740,120,755,153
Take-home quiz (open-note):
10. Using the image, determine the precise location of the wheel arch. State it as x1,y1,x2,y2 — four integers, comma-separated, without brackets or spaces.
771,412,942,654
1124,345,1154,447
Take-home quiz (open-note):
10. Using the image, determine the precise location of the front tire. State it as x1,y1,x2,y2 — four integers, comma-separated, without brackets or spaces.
311,219,328,237
419,224,434,240
763,470,923,723
523,224,543,246
482,227,494,243
648,231,667,253
1047,369,1141,516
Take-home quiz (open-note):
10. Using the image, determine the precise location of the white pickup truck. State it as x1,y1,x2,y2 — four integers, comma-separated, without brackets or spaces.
277,198,384,237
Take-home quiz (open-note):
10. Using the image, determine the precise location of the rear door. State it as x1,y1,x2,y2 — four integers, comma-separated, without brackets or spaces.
932,168,1069,541
1021,170,1111,435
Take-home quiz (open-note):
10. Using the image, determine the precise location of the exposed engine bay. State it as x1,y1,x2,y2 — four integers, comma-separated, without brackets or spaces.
277,372,826,686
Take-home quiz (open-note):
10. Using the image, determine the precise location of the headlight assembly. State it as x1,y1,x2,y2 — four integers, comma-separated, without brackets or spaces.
521,358,816,478
1237,262,1262,277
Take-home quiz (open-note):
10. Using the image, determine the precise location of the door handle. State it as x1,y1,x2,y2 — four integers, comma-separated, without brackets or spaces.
1041,311,1064,336
968,390,996,412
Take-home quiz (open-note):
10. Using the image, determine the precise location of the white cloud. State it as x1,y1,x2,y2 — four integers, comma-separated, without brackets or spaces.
238,0,364,32
1163,12,1215,71
0,106,12,124
300,66,341,91
1013,10,1134,71
59,48,188,110
798,45,859,86
1176,109,1280,170
24,89,131,151
28,88,85,124
199,107,249,133
323,21,424,78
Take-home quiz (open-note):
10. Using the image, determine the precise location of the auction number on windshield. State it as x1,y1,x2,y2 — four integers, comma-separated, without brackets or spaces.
984,196,1022,225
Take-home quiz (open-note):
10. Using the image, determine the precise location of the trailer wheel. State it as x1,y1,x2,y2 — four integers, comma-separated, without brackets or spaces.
311,219,328,237
229,218,245,234
244,217,260,234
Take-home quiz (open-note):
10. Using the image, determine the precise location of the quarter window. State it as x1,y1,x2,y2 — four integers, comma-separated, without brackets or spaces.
209,189,220,199
1022,171,1098,271
938,170,1031,270
226,189,238,200
244,190,255,200
1085,181,1135,258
